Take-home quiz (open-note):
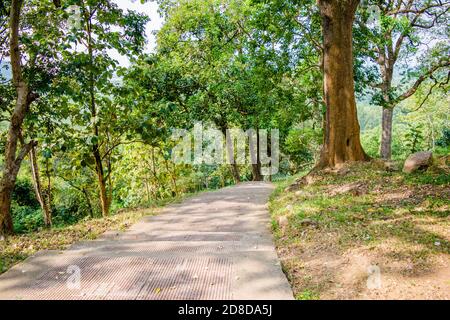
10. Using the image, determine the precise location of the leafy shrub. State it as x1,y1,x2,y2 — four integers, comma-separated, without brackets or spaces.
12,204,44,233
436,128,450,148
284,127,321,171
12,178,39,208
52,189,96,226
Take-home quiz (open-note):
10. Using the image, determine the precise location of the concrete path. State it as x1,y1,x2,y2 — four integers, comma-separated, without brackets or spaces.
0,182,293,300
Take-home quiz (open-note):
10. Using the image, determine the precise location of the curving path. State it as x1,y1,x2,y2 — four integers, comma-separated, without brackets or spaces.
0,182,293,300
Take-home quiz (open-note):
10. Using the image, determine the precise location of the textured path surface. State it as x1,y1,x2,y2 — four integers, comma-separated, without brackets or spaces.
0,182,293,300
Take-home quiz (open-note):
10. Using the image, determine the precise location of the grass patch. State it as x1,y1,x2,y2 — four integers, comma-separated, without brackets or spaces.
296,290,320,300
270,161,450,299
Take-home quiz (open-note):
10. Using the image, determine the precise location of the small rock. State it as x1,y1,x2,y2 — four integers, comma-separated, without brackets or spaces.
278,215,288,225
337,167,350,176
384,161,398,172
277,216,289,233
285,174,318,192
403,151,433,173
434,241,441,246
295,190,311,198
329,182,367,196
299,218,318,227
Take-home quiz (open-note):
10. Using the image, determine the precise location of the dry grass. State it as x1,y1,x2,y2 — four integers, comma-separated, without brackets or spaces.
0,207,158,274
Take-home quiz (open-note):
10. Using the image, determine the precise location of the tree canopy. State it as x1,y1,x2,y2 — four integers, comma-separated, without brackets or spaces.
0,0,448,236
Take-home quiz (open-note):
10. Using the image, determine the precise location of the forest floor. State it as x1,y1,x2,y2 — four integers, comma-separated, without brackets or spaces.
270,160,450,300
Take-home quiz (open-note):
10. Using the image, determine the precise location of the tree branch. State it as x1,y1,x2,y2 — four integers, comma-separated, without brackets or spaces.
392,59,450,105
412,70,450,112
15,140,37,166
9,0,23,87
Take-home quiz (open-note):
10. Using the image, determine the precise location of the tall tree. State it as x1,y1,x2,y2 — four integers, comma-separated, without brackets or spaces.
0,0,67,234
317,0,369,168
61,0,148,216
356,0,450,159
0,0,38,234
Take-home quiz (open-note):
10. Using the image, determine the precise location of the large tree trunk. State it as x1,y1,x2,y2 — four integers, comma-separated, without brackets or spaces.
0,0,36,235
317,0,368,168
30,146,52,227
380,106,394,159
0,85,34,235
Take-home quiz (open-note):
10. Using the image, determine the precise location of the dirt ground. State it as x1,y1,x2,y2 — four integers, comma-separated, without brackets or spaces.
270,161,450,300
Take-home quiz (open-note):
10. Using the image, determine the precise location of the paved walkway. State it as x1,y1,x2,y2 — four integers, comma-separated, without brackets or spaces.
0,182,293,300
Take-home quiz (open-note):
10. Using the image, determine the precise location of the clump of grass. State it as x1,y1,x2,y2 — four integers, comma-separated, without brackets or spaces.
296,289,320,300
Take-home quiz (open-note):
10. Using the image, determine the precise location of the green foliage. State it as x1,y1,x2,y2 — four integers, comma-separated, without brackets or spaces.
1,0,449,241
296,290,320,300
284,127,321,169
12,179,39,209
436,128,450,148
404,124,425,154
12,205,44,233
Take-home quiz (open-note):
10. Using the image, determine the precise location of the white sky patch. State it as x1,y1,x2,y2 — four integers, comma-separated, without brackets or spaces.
110,0,164,67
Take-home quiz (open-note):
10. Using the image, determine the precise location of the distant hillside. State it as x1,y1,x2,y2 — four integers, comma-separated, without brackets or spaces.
0,61,11,80
357,103,404,132
357,103,381,132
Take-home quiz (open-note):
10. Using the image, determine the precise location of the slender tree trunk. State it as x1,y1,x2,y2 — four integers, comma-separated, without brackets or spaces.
161,149,178,196
45,158,52,215
250,130,262,181
82,188,94,218
144,179,151,203
93,149,109,216
377,47,395,160
150,147,160,199
222,127,240,183
0,0,37,235
428,115,435,151
106,155,113,210
380,107,393,159
317,0,368,168
85,10,109,217
30,146,51,227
